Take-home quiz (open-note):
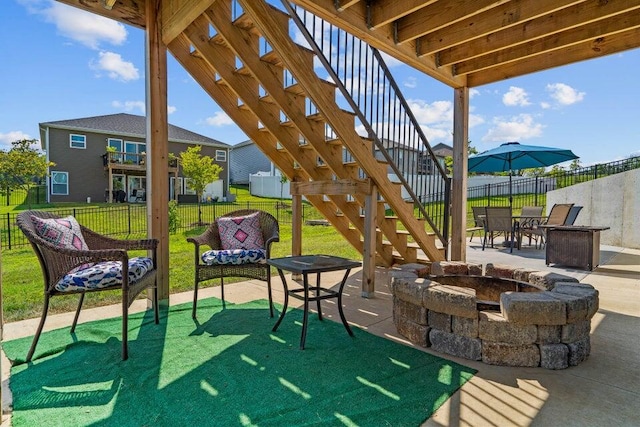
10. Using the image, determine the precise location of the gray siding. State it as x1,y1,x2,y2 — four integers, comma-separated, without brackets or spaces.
47,129,229,203
230,143,272,185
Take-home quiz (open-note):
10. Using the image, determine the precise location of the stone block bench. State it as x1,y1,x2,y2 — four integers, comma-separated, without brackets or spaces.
390,262,598,369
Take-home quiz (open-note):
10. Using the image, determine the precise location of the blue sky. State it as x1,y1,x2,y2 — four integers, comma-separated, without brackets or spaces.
2,0,639,167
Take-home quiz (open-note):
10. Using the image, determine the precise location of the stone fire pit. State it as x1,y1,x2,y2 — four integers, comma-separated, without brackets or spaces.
390,261,599,369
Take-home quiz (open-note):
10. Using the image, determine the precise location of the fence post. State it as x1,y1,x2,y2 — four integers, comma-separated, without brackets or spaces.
128,205,131,235
213,203,217,221
534,177,539,206
6,213,11,250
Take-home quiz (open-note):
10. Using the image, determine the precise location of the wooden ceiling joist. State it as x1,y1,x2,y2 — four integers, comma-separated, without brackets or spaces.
467,27,640,87
415,0,584,57
438,0,640,67
53,0,640,88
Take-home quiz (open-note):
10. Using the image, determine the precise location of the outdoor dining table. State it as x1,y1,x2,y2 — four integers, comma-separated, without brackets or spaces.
267,254,361,349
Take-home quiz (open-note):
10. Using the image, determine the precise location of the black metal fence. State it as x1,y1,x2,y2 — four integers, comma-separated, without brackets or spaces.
1,185,47,206
1,201,322,250
467,155,640,211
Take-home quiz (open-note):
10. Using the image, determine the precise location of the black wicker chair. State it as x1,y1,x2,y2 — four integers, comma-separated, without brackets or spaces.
16,210,159,362
187,209,279,319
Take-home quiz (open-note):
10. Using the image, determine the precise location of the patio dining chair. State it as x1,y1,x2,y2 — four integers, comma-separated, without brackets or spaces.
187,209,279,319
482,207,513,250
519,203,574,249
564,205,583,225
467,206,485,242
515,206,544,248
16,210,159,362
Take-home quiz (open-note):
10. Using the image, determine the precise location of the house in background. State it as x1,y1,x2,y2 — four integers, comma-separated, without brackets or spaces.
374,140,452,175
39,113,230,203
229,139,273,185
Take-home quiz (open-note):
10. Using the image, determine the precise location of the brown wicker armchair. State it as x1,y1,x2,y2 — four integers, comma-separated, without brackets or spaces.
16,210,159,362
187,209,279,319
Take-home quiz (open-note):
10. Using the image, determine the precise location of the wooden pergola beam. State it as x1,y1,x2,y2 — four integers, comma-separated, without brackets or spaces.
161,0,214,45
369,0,436,29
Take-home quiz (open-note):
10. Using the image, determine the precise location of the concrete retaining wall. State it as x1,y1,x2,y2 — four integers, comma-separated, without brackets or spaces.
547,168,639,249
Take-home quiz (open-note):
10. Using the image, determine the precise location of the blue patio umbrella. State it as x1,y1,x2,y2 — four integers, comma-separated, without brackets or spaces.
468,141,579,206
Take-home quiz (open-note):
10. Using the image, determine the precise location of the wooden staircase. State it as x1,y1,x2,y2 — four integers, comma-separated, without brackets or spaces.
167,0,445,265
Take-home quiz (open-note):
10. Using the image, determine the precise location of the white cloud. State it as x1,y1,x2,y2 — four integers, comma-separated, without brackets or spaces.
469,88,480,99
546,83,585,105
111,100,146,114
407,99,453,124
404,77,417,89
502,86,531,107
206,111,234,126
0,131,33,149
40,1,127,49
469,113,485,128
90,51,139,81
540,102,551,109
482,114,544,142
167,106,177,115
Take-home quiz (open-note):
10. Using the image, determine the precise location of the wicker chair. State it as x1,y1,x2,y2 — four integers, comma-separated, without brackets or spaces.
16,210,159,362
187,209,279,319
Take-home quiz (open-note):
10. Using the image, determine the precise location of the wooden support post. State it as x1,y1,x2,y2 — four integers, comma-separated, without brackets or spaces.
362,182,378,297
451,87,469,261
146,0,170,304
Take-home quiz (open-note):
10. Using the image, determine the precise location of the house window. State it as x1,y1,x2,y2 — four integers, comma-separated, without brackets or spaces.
51,171,68,195
70,134,86,149
216,150,227,162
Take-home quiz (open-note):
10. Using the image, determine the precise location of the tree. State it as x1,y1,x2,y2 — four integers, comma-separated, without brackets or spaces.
0,139,54,208
569,159,582,171
179,145,223,225
444,141,477,174
279,173,288,204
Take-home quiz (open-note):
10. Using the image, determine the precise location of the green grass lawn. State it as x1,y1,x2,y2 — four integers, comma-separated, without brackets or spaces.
0,185,545,323
1,221,360,323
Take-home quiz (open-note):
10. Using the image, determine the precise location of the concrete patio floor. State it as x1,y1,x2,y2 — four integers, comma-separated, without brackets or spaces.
2,239,639,426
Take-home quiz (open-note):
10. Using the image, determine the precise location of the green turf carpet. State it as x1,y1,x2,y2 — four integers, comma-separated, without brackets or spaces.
3,298,475,426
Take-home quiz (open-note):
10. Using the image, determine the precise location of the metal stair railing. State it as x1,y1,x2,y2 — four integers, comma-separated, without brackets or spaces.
281,1,450,246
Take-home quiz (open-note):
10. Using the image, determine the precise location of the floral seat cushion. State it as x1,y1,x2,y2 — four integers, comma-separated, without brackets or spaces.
202,249,267,266
55,257,154,292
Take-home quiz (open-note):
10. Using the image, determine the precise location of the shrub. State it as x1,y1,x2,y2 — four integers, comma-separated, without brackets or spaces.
168,200,180,233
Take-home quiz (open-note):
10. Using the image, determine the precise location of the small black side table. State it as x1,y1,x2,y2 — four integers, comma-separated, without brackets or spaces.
267,255,361,349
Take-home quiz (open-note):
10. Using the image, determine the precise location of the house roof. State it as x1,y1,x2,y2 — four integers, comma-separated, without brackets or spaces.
230,139,254,149
431,143,454,157
39,113,230,149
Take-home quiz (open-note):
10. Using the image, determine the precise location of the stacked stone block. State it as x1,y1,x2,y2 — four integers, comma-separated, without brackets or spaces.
390,261,598,369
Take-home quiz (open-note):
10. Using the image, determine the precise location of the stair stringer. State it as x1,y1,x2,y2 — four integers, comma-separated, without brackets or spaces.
238,0,444,262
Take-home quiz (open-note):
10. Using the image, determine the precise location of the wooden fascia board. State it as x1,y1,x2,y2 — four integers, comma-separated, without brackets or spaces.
161,0,215,45
416,0,584,57
55,0,146,29
396,0,507,44
467,27,640,87
455,11,640,76
370,0,437,29
289,0,465,88
291,179,371,196
439,0,640,67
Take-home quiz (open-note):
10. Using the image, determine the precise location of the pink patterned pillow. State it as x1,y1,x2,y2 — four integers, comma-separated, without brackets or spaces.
217,212,265,250
31,215,89,251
